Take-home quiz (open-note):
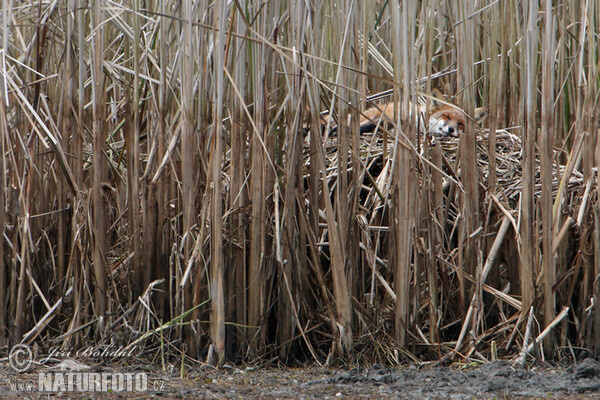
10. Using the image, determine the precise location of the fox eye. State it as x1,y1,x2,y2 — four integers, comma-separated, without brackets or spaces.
458,123,464,130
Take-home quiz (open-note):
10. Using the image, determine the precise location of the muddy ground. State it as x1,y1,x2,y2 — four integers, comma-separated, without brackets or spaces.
3,358,600,399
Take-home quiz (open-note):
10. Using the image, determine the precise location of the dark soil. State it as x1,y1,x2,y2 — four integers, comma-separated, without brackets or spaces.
3,359,600,399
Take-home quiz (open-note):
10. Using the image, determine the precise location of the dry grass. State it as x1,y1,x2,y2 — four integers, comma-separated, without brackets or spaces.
1,1,599,367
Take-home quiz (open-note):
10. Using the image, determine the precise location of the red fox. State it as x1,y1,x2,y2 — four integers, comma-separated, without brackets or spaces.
321,90,488,137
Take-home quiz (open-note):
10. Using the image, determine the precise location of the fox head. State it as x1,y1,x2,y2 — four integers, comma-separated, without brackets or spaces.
427,91,488,137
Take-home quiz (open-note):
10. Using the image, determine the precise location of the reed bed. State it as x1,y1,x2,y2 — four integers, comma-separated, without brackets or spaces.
1,0,599,367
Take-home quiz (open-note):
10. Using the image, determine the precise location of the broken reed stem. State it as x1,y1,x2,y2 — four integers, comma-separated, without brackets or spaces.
453,216,511,357
514,306,535,367
525,307,570,356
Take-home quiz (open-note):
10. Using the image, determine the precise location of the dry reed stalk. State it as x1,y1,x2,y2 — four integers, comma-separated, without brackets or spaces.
229,0,248,353
65,0,87,349
154,0,169,311
127,0,142,293
590,0,600,355
179,0,199,354
391,0,414,348
540,0,556,351
209,0,228,366
91,1,108,329
456,0,480,319
595,207,600,352
56,0,74,287
0,80,5,346
0,0,10,346
428,142,443,344
277,0,295,360
421,0,440,345
248,1,267,357
180,0,195,273
348,1,363,338
191,0,210,341
520,0,538,321
484,3,499,194
280,31,299,361
582,1,598,183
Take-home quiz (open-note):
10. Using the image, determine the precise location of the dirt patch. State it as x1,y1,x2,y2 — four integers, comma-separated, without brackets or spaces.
3,359,600,399
320,359,600,399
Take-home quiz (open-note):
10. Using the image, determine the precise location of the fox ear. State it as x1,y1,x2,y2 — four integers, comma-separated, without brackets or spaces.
474,107,488,124
430,88,445,107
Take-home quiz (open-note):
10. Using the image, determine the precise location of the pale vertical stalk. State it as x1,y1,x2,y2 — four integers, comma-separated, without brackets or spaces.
348,1,361,309
128,0,142,292
581,0,596,181
429,142,442,344
56,0,75,285
0,0,7,340
230,0,247,350
180,0,197,349
360,0,368,107
422,0,439,344
0,122,4,340
549,4,584,276
391,0,414,347
504,2,523,296
305,8,319,240
576,0,598,351
75,0,85,188
15,184,30,342
181,0,195,269
248,0,266,357
121,3,133,291
0,98,5,345
540,0,555,352
335,0,350,263
91,0,107,326
322,0,353,356
192,0,209,330
280,0,302,358
155,0,168,301
486,1,503,194
589,0,600,355
64,0,86,348
554,3,567,146
456,1,479,318
520,0,538,315
314,136,353,355
305,8,324,341
595,208,600,353
328,0,355,347
0,0,6,105
210,0,227,365
141,0,159,304
569,1,587,194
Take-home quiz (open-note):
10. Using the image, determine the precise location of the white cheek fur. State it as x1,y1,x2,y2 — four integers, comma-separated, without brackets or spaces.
428,117,446,135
